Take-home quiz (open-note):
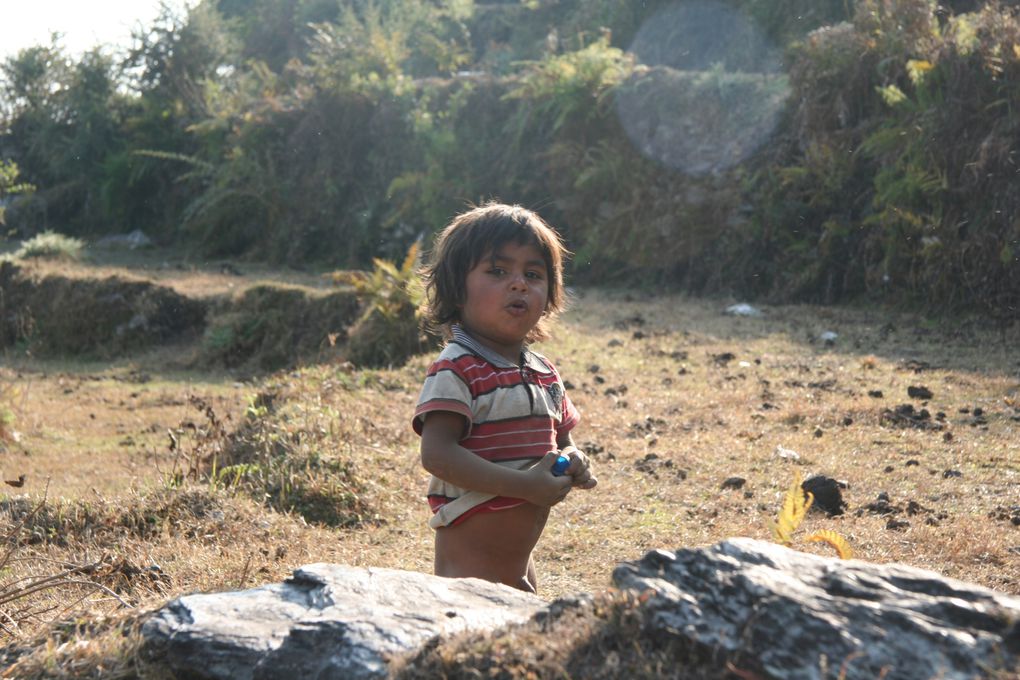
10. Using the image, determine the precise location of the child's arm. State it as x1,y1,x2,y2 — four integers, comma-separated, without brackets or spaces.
557,433,598,490
420,411,573,508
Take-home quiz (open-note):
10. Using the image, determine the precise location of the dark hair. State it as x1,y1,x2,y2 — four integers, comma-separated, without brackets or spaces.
421,202,569,343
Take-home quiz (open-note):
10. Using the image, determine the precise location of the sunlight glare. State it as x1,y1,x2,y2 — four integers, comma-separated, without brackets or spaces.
0,0,190,60
615,0,790,175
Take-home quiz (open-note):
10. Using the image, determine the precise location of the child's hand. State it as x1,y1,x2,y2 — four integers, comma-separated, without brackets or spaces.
523,452,574,507
560,445,598,490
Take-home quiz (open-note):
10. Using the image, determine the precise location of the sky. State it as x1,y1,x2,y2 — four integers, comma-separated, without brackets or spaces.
0,0,191,61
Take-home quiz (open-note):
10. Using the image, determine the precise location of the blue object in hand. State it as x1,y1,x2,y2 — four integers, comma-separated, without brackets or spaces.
551,455,570,476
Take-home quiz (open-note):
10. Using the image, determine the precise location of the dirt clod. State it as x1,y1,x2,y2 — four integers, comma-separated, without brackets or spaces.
802,475,847,516
880,404,943,430
907,385,933,400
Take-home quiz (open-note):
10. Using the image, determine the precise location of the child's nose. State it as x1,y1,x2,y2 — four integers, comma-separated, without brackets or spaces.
509,272,528,290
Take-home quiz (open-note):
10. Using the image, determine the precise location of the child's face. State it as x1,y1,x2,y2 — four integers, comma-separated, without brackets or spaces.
460,241,550,362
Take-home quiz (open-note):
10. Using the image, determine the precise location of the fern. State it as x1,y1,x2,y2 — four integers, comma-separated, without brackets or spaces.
132,150,215,179
805,530,854,559
769,470,814,545
769,471,852,559
327,241,431,367
331,240,423,321
506,35,633,133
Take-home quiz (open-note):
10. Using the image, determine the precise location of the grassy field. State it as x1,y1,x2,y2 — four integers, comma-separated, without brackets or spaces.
0,264,1018,677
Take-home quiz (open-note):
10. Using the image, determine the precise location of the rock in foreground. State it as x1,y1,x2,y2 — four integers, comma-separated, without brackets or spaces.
613,538,1020,680
142,541,1020,680
141,564,543,680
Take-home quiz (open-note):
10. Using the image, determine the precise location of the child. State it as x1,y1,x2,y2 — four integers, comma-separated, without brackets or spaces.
413,202,596,594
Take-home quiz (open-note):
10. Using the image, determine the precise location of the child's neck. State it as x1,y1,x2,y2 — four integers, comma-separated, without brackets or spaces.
453,324,527,366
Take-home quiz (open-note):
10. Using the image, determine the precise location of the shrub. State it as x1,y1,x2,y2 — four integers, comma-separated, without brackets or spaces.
13,231,85,261
506,34,633,134
0,160,34,227
167,393,375,528
198,284,360,371
330,242,436,368
744,0,1020,318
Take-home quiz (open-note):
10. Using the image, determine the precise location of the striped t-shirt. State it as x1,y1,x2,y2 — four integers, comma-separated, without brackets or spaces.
413,325,579,528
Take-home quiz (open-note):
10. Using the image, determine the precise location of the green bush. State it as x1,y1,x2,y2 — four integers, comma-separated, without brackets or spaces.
3,0,1019,320
744,0,1020,317
14,231,85,261
330,242,436,368
0,160,34,226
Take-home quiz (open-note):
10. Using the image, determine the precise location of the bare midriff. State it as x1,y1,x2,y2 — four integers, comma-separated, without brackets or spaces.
434,502,550,592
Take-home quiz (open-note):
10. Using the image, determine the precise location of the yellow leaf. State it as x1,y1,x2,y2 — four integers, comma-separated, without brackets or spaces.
1013,43,1020,60
401,240,420,276
951,15,978,56
906,59,934,85
771,471,814,545
329,270,367,286
877,84,907,107
805,530,853,559
372,258,400,278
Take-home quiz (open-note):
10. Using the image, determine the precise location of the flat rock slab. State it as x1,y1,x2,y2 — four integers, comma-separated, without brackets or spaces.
613,538,1020,680
141,564,543,680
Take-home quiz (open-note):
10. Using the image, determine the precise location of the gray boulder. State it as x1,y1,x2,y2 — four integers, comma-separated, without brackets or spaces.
141,542,1020,679
612,538,1020,680
141,563,543,680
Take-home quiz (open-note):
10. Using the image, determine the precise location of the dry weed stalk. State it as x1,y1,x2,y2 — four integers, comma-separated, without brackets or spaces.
162,395,230,486
0,494,133,639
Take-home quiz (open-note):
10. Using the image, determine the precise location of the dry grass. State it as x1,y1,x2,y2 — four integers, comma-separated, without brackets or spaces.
391,590,730,680
1,283,1018,677
16,248,333,300
538,291,1020,595
0,362,246,498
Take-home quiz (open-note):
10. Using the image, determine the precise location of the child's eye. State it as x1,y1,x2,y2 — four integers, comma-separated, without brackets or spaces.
526,271,544,280
488,267,506,276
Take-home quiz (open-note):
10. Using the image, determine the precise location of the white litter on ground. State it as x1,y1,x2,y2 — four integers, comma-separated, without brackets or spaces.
775,445,801,461
724,303,763,317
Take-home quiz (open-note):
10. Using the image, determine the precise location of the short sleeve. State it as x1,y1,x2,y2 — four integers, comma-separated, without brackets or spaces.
557,387,580,437
412,360,474,437
536,355,579,438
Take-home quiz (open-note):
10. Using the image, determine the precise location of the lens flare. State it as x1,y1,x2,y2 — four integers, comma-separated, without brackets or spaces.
615,0,790,175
